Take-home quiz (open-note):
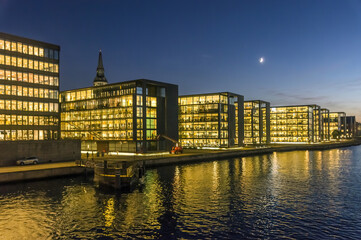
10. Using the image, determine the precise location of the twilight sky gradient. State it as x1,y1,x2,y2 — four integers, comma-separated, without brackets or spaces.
1,0,361,119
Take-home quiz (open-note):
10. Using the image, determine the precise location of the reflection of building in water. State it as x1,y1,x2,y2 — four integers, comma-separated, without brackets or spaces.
179,92,244,148
0,32,60,141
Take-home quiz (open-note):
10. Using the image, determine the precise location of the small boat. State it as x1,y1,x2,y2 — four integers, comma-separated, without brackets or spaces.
93,159,145,190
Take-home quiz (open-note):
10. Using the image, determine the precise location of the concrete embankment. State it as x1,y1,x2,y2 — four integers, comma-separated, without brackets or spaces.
1,140,360,184
0,162,87,184
144,140,361,167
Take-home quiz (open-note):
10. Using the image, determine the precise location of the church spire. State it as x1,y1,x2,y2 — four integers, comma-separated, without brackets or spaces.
93,50,108,86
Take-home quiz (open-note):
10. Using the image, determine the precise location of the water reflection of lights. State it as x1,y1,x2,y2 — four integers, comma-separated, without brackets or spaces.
104,198,115,227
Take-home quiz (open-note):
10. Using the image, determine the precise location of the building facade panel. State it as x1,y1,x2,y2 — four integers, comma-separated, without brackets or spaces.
329,112,346,139
270,105,315,143
179,92,243,148
0,32,60,141
60,79,178,153
243,100,270,145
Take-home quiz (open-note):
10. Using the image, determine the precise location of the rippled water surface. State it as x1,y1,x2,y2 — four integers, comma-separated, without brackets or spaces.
2,146,361,239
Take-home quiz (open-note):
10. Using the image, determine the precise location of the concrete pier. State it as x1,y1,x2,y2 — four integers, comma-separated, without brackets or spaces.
0,162,87,183
0,140,360,184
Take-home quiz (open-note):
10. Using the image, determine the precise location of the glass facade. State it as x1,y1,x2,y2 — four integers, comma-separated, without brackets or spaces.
321,108,330,141
270,105,314,143
179,92,243,148
0,33,60,141
345,116,356,138
60,79,177,153
243,100,270,144
329,112,346,139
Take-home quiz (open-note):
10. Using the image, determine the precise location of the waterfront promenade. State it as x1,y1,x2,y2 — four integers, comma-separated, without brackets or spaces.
1,139,361,184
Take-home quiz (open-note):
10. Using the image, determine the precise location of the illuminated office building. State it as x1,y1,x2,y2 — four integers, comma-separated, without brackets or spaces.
313,105,322,142
179,92,244,148
270,105,320,143
321,108,330,141
344,116,356,138
0,32,60,141
243,100,270,144
60,52,178,153
329,112,346,139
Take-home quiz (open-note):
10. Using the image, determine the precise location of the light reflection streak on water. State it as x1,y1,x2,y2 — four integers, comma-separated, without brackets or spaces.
1,146,361,239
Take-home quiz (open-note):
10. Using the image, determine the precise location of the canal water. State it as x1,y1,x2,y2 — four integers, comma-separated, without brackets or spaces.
1,146,361,239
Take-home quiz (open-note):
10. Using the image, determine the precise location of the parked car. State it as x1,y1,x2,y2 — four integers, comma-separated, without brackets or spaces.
16,157,39,166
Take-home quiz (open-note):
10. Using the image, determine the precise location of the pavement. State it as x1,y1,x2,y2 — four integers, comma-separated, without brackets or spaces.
0,161,77,174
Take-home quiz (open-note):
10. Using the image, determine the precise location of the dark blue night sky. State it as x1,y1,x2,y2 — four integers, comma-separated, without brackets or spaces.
1,0,361,118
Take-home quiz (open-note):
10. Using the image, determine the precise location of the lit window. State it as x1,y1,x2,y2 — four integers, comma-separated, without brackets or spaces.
11,56,16,66
29,45,33,55
17,57,22,68
11,42,16,51
22,44,28,54
39,48,44,57
5,41,11,51
0,39,4,49
29,60,33,69
34,47,38,56
17,42,22,53
0,54,4,64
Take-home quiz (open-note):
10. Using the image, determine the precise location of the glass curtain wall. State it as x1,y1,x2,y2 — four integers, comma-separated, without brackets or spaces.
271,106,314,143
179,93,241,148
0,33,60,141
244,100,270,144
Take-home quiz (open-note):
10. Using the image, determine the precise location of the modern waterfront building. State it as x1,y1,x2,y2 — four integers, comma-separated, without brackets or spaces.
321,108,330,141
60,52,178,153
345,116,356,138
243,100,270,144
0,32,60,141
179,92,244,148
270,105,322,143
329,112,346,139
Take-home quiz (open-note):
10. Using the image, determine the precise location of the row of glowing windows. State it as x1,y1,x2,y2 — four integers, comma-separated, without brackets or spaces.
0,84,58,99
0,69,59,86
61,120,133,130
0,55,59,73
136,107,157,118
0,130,57,141
61,118,157,130
61,101,134,112
61,131,133,140
62,88,137,102
179,122,227,130
61,130,158,140
180,139,229,147
271,107,313,113
179,104,227,113
271,132,310,137
180,131,229,139
0,100,58,112
179,95,229,105
61,96,157,109
271,137,310,142
0,114,58,126
180,114,228,121
0,39,59,59
60,110,133,121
